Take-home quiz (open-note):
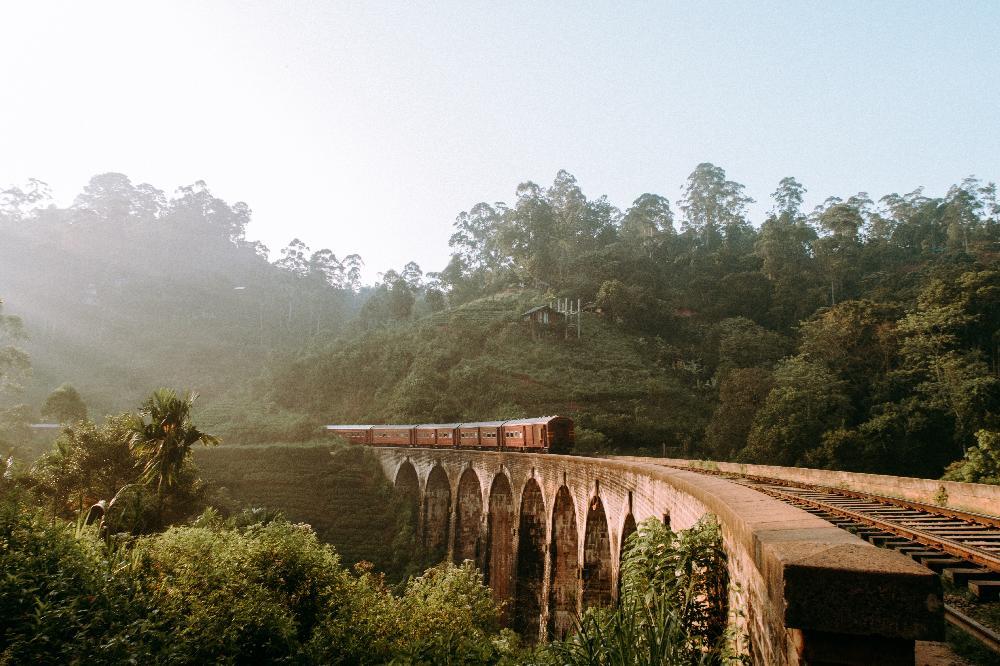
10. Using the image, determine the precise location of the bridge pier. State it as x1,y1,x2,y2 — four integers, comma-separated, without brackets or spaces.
514,477,547,642
485,472,515,624
374,449,942,665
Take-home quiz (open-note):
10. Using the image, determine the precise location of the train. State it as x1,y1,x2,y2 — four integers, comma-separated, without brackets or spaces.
325,415,574,454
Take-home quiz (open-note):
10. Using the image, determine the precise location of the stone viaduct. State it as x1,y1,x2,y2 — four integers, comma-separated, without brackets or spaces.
372,448,942,666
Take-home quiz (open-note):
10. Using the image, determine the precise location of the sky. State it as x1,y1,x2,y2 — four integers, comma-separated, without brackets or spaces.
2,1,999,282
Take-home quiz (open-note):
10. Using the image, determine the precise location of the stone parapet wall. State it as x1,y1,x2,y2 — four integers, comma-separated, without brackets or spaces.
622,456,1000,517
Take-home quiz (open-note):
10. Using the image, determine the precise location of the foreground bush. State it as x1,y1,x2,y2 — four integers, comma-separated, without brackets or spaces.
0,497,514,664
0,497,112,663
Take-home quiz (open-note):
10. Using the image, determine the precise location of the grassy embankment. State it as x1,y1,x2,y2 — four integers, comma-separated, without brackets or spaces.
195,443,421,582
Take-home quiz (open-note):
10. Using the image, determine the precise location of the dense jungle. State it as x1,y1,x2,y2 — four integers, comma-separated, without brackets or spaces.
2,166,998,481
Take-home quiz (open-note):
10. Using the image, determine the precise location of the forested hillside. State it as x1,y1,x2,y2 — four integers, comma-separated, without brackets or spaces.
269,166,1000,479
269,290,708,453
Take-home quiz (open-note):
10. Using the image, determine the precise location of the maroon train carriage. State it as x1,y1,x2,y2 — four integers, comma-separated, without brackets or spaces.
324,425,373,445
414,423,461,448
371,424,416,447
463,420,505,449
327,416,574,453
506,416,574,454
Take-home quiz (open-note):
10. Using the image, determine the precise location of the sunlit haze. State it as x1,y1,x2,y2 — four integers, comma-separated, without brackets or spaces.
3,1,998,281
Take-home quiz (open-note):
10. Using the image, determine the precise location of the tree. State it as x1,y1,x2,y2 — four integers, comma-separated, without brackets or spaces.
704,367,774,460
771,177,806,218
30,415,138,515
41,384,88,424
168,180,250,244
72,172,165,224
307,248,342,286
811,196,868,305
0,404,36,461
942,430,1000,485
622,193,674,239
679,163,753,249
0,298,29,395
274,238,311,276
755,202,822,329
341,254,364,291
798,300,900,412
400,261,424,290
0,178,51,222
130,389,219,497
711,317,790,378
739,356,851,466
894,270,1000,455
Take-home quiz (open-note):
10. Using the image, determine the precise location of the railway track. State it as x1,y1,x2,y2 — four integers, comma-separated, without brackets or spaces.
673,466,1000,655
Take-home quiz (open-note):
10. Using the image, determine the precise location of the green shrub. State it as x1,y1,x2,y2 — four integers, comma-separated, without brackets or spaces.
1,495,512,665
0,497,147,665
942,429,1000,485
539,517,736,665
396,562,509,657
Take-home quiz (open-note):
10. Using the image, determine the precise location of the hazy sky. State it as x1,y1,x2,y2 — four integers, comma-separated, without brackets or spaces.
3,1,998,281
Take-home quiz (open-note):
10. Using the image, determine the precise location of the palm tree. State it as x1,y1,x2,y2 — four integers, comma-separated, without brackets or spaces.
130,388,219,499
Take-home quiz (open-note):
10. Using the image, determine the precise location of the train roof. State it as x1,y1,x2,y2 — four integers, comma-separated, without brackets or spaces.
503,416,569,426
325,417,571,431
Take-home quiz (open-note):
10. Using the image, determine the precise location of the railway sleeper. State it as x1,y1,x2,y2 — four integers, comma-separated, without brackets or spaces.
858,531,895,543
969,580,1000,602
918,556,967,573
942,567,996,586
849,524,881,532
870,534,912,547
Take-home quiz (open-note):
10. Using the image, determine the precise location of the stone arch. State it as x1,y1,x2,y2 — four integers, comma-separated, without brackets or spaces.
485,472,515,625
423,465,451,563
618,512,637,600
582,495,612,610
620,512,638,556
514,477,546,643
394,460,420,534
548,485,579,641
454,467,484,566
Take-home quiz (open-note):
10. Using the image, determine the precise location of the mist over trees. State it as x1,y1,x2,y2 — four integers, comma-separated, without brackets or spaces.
0,173,366,415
